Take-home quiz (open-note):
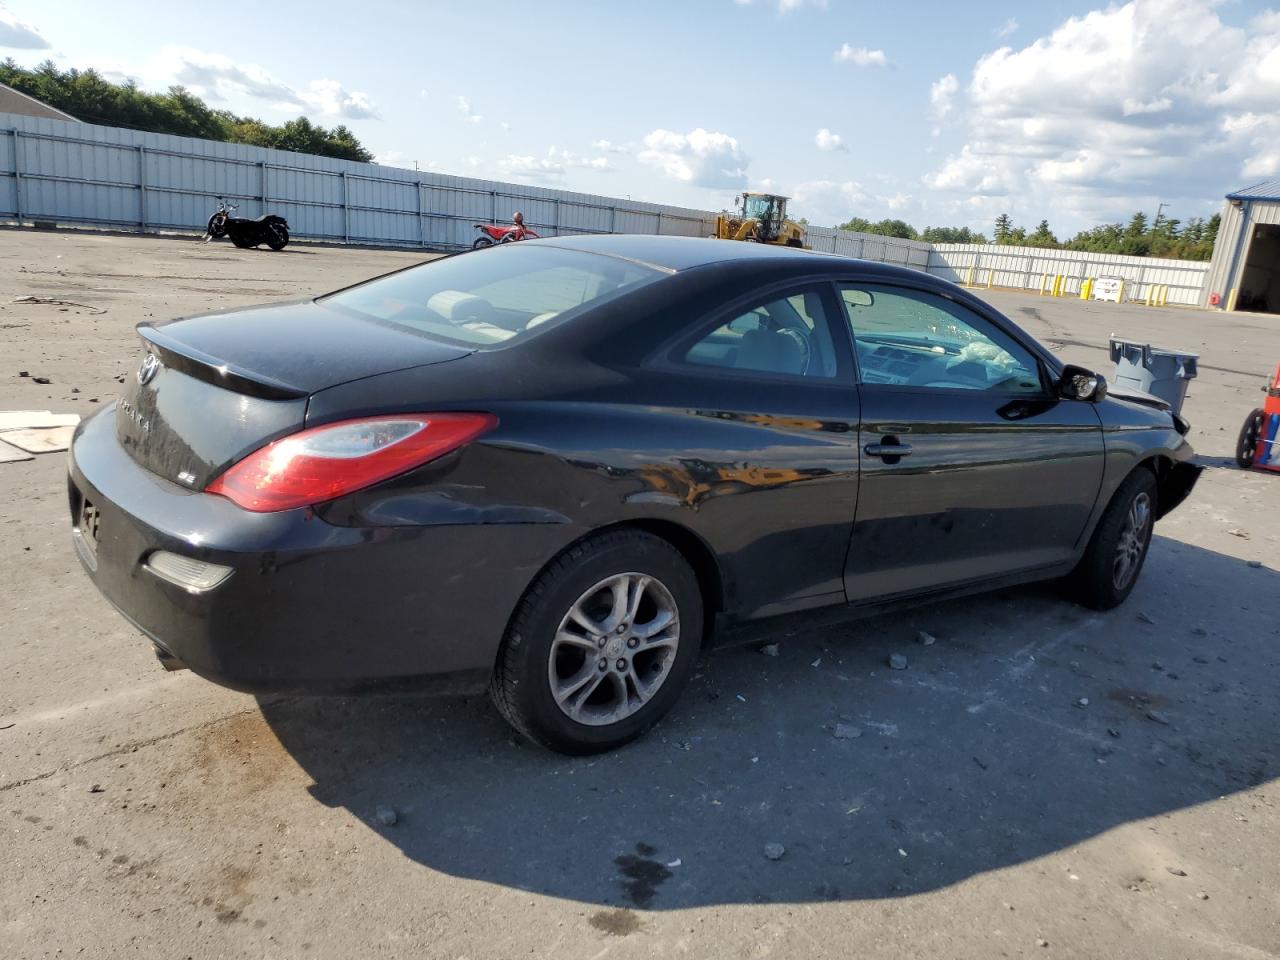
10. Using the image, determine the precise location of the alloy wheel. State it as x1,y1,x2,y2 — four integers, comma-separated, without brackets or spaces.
548,573,680,726
1112,491,1151,590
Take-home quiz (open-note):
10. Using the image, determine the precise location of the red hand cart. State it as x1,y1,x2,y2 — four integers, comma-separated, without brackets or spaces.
1236,362,1280,472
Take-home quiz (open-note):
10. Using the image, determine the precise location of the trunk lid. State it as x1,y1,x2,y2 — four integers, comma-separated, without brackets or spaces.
117,300,473,488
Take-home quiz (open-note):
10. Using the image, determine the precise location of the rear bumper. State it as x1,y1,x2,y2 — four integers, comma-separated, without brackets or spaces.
68,406,574,694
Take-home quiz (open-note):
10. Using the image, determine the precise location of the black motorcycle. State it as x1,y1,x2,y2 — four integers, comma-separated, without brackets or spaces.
204,198,290,250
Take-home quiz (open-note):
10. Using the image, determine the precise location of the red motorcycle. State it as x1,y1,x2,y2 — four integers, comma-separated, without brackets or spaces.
472,212,538,249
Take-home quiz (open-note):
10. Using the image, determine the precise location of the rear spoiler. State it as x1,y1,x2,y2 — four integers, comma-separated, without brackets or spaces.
137,325,308,401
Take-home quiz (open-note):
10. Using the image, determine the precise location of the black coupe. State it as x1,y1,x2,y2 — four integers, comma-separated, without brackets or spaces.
69,235,1200,753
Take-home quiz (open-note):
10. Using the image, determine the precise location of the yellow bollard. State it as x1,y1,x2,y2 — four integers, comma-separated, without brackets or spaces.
1040,273,1049,296
1161,285,1170,307
1117,280,1125,303
986,269,993,289
965,265,975,286
1079,278,1092,300
1054,274,1063,297
1145,285,1153,307
1227,287,1238,312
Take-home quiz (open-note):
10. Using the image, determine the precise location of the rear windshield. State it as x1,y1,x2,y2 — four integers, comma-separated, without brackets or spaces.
321,244,665,346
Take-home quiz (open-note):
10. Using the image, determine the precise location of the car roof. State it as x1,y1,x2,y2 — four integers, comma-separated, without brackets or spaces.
527,233,855,272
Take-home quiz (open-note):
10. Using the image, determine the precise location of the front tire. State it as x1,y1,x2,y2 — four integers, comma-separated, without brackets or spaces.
1066,468,1158,610
490,530,703,754
1236,408,1263,468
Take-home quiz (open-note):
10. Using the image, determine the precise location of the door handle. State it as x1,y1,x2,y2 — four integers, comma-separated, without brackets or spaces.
864,439,912,460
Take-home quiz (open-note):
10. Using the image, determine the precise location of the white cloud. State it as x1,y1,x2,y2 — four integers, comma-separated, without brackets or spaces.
996,18,1018,38
637,128,749,189
303,79,377,119
734,0,828,10
834,44,888,67
814,128,846,152
156,47,377,119
455,95,482,124
498,146,614,184
752,176,923,227
592,139,629,154
929,73,958,136
0,7,47,48
922,0,1280,230
788,179,868,224
1121,96,1172,116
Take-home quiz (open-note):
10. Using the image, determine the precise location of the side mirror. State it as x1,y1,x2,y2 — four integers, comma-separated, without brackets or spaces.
1058,364,1107,402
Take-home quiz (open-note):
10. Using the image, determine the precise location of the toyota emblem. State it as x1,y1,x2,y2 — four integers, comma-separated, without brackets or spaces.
137,352,160,386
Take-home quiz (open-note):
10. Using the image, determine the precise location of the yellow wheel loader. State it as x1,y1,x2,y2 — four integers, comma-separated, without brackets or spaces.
713,192,807,247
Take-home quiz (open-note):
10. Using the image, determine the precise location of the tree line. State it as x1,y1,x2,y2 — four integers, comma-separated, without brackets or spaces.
837,211,1221,261
1,59,373,162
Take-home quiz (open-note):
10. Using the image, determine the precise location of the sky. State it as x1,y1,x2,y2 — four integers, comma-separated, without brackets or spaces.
2,0,1278,236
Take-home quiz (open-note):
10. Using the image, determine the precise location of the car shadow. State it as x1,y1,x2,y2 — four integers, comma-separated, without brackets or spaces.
258,535,1279,909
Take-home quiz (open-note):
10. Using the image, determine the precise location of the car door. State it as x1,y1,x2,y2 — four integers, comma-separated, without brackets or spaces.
837,281,1105,602
641,280,862,619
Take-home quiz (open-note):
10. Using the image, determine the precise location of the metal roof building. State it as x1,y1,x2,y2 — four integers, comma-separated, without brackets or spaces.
0,83,77,122
1204,179,1280,313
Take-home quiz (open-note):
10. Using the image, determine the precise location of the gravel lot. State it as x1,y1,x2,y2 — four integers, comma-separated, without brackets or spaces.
2,230,1277,959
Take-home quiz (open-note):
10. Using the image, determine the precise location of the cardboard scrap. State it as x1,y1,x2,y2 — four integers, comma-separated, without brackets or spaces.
0,410,81,431
0,440,33,463
0,425,76,453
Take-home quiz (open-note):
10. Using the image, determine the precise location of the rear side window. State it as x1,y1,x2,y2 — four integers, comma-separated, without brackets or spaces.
682,285,838,379
322,245,664,346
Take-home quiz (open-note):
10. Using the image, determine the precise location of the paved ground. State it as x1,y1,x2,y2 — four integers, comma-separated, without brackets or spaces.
2,230,1278,959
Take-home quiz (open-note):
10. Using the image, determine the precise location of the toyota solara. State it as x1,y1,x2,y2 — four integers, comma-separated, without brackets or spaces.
69,235,1200,753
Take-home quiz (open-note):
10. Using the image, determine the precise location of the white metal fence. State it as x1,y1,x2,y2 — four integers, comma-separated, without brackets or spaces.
0,113,1209,305
927,243,1210,306
0,113,933,273
0,113,716,248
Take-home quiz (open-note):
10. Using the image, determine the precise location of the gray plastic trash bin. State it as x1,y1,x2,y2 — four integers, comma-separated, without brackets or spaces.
1108,338,1198,415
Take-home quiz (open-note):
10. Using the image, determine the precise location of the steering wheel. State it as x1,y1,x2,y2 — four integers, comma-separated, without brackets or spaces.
756,305,814,375
777,326,813,375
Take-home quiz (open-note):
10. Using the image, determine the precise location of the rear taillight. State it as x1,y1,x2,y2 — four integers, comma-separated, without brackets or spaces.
205,413,496,512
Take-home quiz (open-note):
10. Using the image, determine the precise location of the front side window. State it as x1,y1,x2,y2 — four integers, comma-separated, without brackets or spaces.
322,245,664,347
839,284,1043,394
682,286,838,379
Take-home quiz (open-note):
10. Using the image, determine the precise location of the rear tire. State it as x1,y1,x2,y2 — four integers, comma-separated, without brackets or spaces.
266,224,289,250
1236,408,1263,469
489,530,703,754
472,236,494,249
1066,468,1158,610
